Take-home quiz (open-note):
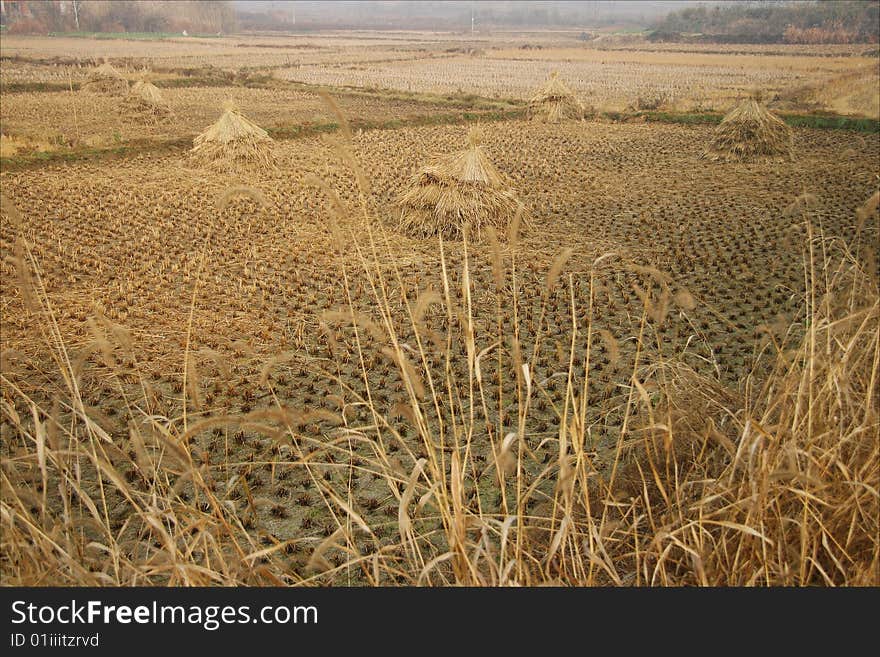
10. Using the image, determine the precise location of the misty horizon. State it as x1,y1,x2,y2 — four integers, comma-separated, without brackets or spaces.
233,0,730,31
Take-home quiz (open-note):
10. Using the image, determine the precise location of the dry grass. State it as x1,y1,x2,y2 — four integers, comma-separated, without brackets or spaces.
703,97,794,161
122,81,173,123
81,61,129,96
0,86,471,150
1,55,876,584
1,148,876,585
276,46,877,115
2,33,875,115
615,221,878,584
527,71,586,123
190,103,275,172
396,128,526,241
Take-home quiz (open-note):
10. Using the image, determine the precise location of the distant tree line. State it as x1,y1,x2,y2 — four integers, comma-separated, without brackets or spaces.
236,1,677,32
1,1,237,35
650,0,879,44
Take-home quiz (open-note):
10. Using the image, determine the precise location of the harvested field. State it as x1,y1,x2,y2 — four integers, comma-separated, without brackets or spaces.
4,33,876,116
4,119,873,369
0,86,509,153
3,117,877,583
1,31,878,590
277,49,879,114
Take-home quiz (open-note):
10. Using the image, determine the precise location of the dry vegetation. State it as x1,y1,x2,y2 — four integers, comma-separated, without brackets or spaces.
528,72,586,123
0,33,878,587
190,104,275,172
396,128,526,240
0,86,472,153
703,96,793,161
81,61,130,95
123,79,174,123
3,32,876,114
274,44,879,115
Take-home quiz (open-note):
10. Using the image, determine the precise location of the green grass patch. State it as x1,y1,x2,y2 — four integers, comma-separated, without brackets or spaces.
638,110,879,132
0,77,235,93
780,113,879,132
268,109,526,138
266,122,340,140
353,108,528,131
2,146,130,168
0,81,79,93
155,76,235,89
0,136,192,171
283,80,523,112
638,111,724,125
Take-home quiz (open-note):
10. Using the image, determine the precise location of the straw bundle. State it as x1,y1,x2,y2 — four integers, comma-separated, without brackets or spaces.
123,81,172,122
703,97,793,161
527,71,585,123
82,62,129,95
191,103,275,172
397,128,526,240
130,68,153,96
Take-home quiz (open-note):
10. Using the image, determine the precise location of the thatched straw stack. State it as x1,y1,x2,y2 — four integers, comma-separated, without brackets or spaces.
82,62,129,95
703,97,793,161
527,71,585,123
397,128,526,240
123,80,173,122
191,103,274,172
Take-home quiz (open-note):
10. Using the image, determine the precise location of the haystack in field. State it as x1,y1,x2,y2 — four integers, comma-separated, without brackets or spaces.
123,81,173,122
396,128,526,240
82,62,129,95
191,103,274,171
703,96,793,161
528,71,585,123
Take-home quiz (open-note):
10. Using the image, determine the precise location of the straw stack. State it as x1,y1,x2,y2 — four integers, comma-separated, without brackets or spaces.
703,96,793,161
527,71,585,123
190,103,275,172
82,62,129,95
397,128,526,240
123,79,172,122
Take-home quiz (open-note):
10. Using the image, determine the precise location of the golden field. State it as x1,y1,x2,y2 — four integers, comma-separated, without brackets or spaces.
1,32,877,586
